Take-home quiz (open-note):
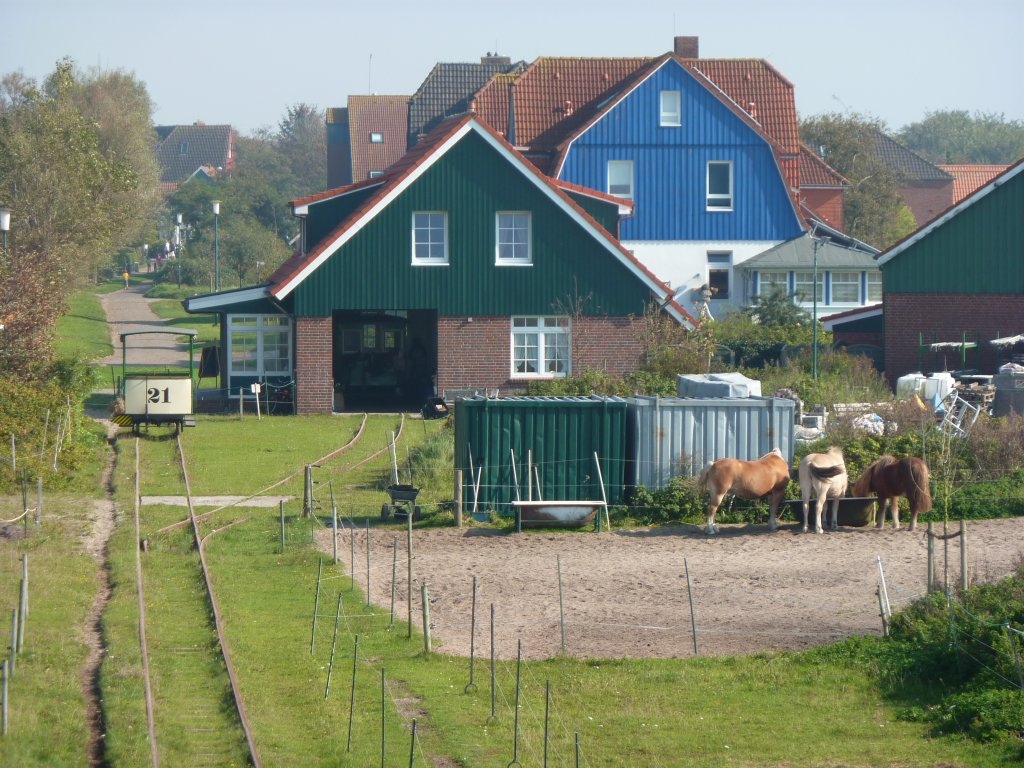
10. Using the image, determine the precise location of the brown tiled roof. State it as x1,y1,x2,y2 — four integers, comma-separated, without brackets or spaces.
154,124,233,184
275,115,695,325
799,145,848,187
872,131,952,181
346,95,409,181
937,164,1011,204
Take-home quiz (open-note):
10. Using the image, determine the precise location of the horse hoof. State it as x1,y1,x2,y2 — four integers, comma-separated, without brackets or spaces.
815,528,823,534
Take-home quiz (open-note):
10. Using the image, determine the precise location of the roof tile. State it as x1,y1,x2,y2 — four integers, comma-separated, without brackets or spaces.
154,124,233,184
937,164,1011,203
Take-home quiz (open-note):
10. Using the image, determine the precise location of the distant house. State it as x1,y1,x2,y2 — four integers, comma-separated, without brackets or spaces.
937,164,1011,205
326,96,409,188
877,159,1024,383
869,130,954,227
155,124,235,194
184,116,692,415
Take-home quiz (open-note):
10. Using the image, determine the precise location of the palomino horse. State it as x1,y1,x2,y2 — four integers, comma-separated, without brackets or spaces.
852,455,932,531
698,449,790,535
797,446,848,534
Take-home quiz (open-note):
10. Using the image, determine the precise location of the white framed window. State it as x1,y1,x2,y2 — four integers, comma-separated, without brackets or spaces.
369,132,384,143
659,90,681,126
866,271,883,302
831,271,860,303
512,316,570,377
794,271,824,304
706,161,733,210
707,251,732,300
227,315,293,380
368,170,384,178
758,271,789,296
496,212,532,265
412,212,448,265
607,160,634,199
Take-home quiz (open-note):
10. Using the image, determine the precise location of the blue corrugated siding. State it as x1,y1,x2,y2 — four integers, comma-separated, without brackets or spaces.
559,61,802,242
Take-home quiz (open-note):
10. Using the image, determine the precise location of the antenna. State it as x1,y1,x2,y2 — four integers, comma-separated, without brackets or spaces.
368,53,373,94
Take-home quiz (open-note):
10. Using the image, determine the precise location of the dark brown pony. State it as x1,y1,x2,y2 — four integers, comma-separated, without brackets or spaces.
852,455,932,531
697,449,791,535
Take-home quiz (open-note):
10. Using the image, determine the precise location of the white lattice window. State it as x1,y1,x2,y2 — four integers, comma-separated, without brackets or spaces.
227,315,293,379
831,271,860,303
794,271,824,303
660,90,681,126
758,271,789,296
496,212,531,265
607,160,634,199
867,272,883,302
412,212,448,264
707,161,733,210
512,317,570,377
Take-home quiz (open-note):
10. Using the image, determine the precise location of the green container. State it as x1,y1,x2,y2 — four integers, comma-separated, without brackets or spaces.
454,396,628,517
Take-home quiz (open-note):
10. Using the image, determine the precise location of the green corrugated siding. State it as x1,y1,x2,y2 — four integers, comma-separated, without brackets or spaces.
306,186,380,247
883,171,1024,293
454,397,628,514
293,131,653,317
564,191,620,236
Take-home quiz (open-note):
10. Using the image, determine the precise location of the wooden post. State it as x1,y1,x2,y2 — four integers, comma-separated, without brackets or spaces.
21,555,27,618
406,513,413,639
422,584,431,654
454,469,463,527
927,522,934,593
9,609,16,674
960,520,968,591
303,465,312,518
17,579,26,653
239,387,244,419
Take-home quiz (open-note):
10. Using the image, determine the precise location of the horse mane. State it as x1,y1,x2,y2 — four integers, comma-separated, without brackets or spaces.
903,457,933,513
852,454,896,496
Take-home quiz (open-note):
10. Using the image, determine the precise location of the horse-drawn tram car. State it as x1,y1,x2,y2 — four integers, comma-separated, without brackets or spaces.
117,329,199,434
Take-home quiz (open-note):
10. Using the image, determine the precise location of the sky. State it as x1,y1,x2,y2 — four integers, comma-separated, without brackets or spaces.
4,0,1023,137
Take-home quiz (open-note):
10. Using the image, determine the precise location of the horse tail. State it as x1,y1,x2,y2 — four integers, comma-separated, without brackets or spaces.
698,462,714,492
907,458,932,513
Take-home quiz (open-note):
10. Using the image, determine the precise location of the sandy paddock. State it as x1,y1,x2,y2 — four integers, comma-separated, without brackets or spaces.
319,517,1024,660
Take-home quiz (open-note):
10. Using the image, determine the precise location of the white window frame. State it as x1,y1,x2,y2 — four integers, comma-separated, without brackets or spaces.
607,160,634,200
866,271,883,302
830,271,860,304
707,251,732,300
794,271,824,304
369,132,384,143
511,316,571,379
368,170,384,178
758,271,789,296
706,161,733,211
659,90,681,126
411,211,449,265
226,314,293,386
495,212,532,266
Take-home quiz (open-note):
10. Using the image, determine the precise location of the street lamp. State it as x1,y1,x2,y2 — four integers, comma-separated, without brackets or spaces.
212,200,221,291
0,207,10,261
142,243,148,274
811,234,830,381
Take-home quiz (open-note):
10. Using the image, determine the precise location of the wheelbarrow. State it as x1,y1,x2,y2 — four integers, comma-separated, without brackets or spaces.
381,483,423,522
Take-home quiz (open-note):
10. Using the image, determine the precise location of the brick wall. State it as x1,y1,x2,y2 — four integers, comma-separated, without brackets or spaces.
437,315,647,396
801,188,845,231
899,180,954,227
884,293,1024,386
295,316,334,414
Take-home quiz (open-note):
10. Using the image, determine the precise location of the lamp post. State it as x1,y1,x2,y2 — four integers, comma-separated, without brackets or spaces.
142,243,148,274
811,235,830,381
212,200,221,291
0,207,10,261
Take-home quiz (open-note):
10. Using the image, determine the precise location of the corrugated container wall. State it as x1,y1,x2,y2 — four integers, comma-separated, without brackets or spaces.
455,396,628,514
628,396,795,490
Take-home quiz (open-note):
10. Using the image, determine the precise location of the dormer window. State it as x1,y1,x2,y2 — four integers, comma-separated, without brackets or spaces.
179,141,188,155
369,132,384,143
660,90,681,126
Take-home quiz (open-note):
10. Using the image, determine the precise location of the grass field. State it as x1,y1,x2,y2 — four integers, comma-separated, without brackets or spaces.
54,290,113,362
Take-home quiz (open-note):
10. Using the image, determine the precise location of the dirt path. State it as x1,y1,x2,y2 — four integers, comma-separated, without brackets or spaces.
324,517,1024,661
80,420,118,767
100,282,190,368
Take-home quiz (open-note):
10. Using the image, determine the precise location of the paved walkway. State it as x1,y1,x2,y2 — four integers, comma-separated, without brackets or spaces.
100,282,193,368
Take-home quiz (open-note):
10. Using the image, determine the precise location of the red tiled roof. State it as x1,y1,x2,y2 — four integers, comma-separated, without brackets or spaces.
553,178,635,210
937,164,1011,204
799,145,848,187
347,95,409,181
273,114,695,325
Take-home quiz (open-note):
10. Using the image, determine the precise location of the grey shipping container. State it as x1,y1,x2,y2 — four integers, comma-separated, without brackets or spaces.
628,396,796,490
454,396,628,515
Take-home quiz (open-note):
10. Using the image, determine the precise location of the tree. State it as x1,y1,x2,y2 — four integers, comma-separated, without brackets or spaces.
0,59,153,377
801,112,918,249
898,110,1024,165
277,103,326,192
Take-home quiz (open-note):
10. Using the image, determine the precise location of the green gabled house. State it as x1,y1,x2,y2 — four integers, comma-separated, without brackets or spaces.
185,115,693,414
877,159,1024,383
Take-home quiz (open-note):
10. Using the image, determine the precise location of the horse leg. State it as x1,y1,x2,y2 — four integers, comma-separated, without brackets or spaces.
767,491,782,531
891,497,901,530
874,497,886,529
706,494,723,535
908,502,918,532
801,491,810,534
814,493,826,534
827,497,839,531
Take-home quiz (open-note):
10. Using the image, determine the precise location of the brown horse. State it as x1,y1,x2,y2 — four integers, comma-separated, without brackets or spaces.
852,455,932,531
797,446,848,534
698,449,791,535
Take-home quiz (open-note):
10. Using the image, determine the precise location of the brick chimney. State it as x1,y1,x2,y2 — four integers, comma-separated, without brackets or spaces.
674,36,699,58
480,52,512,66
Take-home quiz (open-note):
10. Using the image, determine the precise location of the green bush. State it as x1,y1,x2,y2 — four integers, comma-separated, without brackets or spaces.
629,475,775,526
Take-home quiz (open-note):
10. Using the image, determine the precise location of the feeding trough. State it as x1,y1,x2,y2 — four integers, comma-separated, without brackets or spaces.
511,500,603,529
783,497,875,527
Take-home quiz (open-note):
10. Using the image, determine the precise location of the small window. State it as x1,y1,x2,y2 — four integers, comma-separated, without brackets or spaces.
512,317,570,377
707,252,731,300
607,160,634,199
660,90,681,126
866,272,883,302
496,212,531,265
794,271,824,304
362,324,377,351
831,271,860,303
758,271,789,296
412,212,448,265
341,329,360,354
179,141,189,156
369,132,384,143
368,170,384,178
707,161,733,210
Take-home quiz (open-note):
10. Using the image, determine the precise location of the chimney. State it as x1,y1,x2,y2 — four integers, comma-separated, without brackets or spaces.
674,36,699,58
480,52,512,66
